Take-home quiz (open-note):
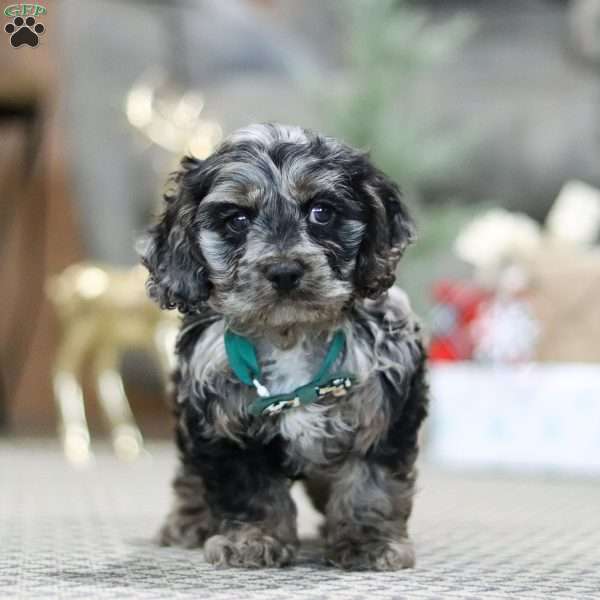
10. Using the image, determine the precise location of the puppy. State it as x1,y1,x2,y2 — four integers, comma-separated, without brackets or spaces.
139,123,428,570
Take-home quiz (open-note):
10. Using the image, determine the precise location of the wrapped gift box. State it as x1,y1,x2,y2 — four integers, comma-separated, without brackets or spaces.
428,363,600,474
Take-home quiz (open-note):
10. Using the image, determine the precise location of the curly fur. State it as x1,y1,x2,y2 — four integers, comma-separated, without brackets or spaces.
140,123,428,570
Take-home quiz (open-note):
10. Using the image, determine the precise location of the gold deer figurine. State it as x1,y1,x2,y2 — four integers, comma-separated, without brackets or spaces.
47,263,178,465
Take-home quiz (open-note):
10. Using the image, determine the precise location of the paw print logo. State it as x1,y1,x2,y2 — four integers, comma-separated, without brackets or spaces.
4,16,45,48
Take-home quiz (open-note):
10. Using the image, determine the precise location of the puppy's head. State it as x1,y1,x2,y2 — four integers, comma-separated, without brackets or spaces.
140,123,415,327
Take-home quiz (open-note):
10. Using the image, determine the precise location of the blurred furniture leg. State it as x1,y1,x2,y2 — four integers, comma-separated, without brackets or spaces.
0,101,45,431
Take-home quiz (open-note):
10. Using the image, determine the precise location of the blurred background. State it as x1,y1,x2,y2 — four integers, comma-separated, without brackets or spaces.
1,0,600,472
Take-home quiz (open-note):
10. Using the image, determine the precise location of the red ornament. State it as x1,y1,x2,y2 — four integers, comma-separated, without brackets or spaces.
429,280,491,362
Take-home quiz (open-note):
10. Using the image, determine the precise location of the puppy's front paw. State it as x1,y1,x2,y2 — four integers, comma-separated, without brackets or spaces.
326,539,415,571
204,532,297,568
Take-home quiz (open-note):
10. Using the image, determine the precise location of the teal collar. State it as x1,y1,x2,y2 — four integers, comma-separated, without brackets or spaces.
224,329,356,417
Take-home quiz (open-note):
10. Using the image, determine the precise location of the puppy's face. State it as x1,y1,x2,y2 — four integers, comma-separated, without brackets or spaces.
140,124,415,328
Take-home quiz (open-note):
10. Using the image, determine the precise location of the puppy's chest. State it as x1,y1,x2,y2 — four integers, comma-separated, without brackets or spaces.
259,342,355,463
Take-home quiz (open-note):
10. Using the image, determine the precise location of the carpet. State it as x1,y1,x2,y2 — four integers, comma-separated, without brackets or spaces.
1,441,599,599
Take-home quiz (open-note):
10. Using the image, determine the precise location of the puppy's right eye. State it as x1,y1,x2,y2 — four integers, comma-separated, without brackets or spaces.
227,213,251,234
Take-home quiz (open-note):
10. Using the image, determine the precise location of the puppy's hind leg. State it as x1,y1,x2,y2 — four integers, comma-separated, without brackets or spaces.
303,475,331,516
158,466,215,549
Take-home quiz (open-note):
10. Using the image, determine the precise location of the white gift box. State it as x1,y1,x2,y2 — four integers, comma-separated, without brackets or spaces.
427,363,600,474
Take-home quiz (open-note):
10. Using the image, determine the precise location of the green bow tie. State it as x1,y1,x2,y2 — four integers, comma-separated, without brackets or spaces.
224,329,357,417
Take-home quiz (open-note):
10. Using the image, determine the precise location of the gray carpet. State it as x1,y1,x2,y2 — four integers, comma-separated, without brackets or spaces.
1,441,599,599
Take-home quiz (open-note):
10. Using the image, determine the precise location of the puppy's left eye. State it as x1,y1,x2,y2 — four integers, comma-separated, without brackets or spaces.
309,203,335,225
227,213,251,234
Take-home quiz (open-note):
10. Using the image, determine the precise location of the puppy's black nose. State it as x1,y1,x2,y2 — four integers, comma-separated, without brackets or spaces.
264,261,304,292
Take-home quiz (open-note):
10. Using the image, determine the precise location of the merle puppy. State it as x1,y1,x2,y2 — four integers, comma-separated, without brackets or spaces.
140,123,428,571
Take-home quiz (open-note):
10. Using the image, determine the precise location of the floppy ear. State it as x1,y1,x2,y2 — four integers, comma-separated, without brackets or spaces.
354,170,416,299
138,157,211,313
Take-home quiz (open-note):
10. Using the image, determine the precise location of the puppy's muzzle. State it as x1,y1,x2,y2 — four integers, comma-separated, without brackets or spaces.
262,260,305,293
